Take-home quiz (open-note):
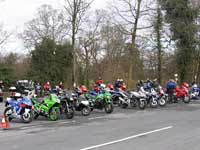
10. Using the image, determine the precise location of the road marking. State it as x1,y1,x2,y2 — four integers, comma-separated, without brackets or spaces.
80,126,173,150
88,116,105,120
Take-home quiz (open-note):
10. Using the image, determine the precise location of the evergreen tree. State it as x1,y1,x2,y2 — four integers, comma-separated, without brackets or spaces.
161,0,198,82
29,38,73,85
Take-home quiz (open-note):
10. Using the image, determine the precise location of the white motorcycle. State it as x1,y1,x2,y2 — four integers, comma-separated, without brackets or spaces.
129,91,147,110
72,92,91,116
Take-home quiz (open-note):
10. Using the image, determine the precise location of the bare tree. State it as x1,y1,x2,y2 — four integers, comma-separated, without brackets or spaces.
22,4,70,50
111,0,155,86
64,0,93,87
0,24,11,50
77,10,104,86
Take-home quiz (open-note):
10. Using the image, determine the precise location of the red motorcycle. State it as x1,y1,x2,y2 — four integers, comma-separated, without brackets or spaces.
120,83,127,91
174,82,190,103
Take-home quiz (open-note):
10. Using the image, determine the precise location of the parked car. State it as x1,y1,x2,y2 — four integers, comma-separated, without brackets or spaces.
15,80,35,98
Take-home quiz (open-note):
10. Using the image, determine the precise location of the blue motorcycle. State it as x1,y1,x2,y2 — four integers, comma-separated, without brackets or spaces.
4,93,33,123
190,84,200,99
110,88,128,105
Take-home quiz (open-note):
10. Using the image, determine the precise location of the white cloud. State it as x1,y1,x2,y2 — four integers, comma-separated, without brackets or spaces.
0,0,111,54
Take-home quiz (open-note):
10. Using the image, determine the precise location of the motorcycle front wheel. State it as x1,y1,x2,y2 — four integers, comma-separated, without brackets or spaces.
105,103,113,113
49,107,60,121
158,98,166,107
138,100,146,110
21,110,33,123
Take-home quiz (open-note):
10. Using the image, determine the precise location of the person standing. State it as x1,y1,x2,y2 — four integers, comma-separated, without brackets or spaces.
59,82,64,90
166,79,177,102
44,81,52,95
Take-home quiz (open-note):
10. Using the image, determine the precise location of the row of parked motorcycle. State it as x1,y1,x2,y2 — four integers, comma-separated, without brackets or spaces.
3,85,113,123
3,81,193,124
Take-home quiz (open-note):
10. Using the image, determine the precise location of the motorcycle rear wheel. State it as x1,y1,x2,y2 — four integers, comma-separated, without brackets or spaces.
119,100,128,109
21,111,33,123
158,98,166,107
66,108,74,119
183,96,190,104
33,112,39,120
4,107,13,122
81,107,91,116
105,103,113,113
150,99,158,108
138,100,146,110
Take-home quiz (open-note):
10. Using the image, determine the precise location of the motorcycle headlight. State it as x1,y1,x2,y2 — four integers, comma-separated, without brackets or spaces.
105,96,111,99
57,99,61,103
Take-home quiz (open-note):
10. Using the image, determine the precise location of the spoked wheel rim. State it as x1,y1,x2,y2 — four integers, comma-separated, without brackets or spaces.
183,96,190,103
22,113,31,121
4,108,13,121
150,99,158,107
5,109,12,116
66,109,74,119
152,101,157,105
106,104,111,111
83,108,89,114
49,108,59,121
105,103,113,113
159,98,166,106
82,107,90,116
139,101,146,109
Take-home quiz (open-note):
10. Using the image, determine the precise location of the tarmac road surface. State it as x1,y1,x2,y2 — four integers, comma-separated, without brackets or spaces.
0,100,200,150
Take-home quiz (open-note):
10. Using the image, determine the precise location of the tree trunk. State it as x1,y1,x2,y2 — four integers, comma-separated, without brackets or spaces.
128,0,142,87
85,47,89,87
156,0,162,84
72,0,77,88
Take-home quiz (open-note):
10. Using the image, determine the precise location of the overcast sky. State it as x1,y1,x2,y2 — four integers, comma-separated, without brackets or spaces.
0,0,109,54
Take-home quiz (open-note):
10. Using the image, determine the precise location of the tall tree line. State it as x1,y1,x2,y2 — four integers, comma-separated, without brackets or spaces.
0,0,199,88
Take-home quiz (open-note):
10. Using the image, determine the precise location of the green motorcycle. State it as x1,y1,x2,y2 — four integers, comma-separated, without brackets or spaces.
32,94,60,121
86,91,113,114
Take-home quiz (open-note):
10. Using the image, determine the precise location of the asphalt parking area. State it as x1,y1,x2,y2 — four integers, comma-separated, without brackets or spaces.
0,100,200,150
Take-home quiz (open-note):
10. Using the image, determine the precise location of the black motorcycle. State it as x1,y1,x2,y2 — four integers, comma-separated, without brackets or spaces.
58,92,74,119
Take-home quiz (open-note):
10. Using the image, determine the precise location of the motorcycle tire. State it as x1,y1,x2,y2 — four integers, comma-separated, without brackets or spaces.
150,99,158,108
33,113,39,120
0,97,3,102
158,98,166,107
168,94,175,103
49,107,60,121
66,108,74,119
138,100,146,110
4,107,13,122
21,111,33,123
183,96,190,104
105,103,113,114
112,96,119,105
120,102,128,109
81,107,91,116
